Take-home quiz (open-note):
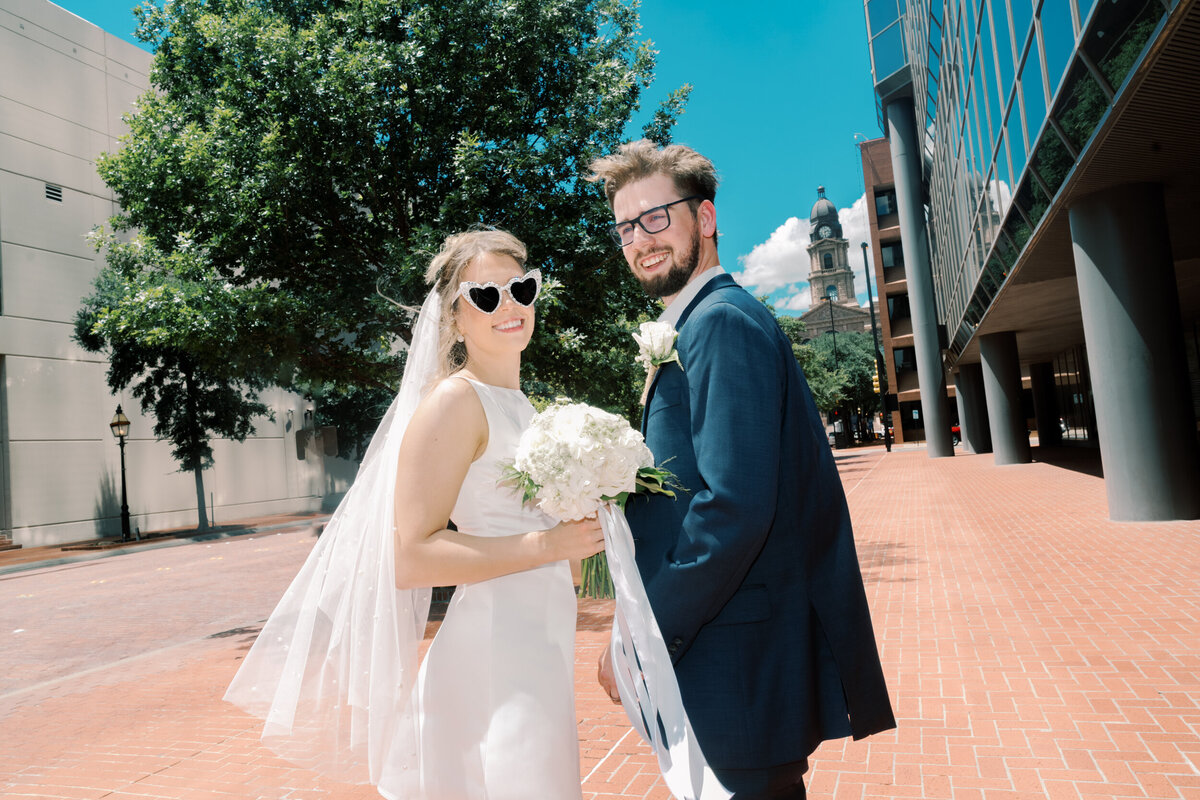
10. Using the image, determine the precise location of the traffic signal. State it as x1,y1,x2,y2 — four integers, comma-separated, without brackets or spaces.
871,365,880,394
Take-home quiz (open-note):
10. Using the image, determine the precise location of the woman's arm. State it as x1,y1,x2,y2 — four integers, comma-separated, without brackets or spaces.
393,378,603,589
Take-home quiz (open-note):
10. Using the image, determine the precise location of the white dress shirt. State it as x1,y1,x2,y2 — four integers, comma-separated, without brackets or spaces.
659,265,725,327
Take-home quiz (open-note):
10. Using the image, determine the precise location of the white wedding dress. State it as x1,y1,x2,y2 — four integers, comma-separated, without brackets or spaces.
386,377,581,800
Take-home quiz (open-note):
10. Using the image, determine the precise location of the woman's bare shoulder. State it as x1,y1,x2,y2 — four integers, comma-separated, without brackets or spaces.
410,375,486,429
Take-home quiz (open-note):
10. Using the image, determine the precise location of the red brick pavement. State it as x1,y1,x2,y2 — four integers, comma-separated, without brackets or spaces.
1,444,1197,799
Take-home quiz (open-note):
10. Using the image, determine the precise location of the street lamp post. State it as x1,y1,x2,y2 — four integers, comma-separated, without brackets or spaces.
825,289,844,448
109,405,134,541
861,241,891,451
825,288,839,371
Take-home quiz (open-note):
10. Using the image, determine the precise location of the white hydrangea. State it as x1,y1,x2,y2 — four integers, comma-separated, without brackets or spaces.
512,401,655,521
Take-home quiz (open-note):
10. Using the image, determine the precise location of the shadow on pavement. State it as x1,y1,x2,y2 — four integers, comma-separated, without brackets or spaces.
1031,444,1104,478
857,540,915,584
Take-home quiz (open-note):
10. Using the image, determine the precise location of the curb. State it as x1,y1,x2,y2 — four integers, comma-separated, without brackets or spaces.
0,516,331,578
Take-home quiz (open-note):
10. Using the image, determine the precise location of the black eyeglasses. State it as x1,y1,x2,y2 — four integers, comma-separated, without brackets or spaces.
455,269,542,314
608,195,701,247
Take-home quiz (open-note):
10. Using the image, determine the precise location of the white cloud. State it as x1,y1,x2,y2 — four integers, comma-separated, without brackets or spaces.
988,179,1012,218
733,216,810,295
735,192,882,312
776,292,811,312
838,193,874,305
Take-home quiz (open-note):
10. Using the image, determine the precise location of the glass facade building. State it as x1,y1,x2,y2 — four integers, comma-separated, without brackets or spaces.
863,0,1200,519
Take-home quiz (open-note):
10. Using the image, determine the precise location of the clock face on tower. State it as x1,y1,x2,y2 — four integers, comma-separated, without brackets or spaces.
819,225,832,238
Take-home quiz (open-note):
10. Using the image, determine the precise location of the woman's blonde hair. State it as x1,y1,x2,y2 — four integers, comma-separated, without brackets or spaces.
423,228,528,377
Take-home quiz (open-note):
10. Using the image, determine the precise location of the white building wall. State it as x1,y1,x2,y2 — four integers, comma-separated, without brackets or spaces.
0,0,327,547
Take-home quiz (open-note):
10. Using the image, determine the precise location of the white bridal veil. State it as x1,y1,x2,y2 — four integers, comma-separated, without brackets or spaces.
224,289,443,794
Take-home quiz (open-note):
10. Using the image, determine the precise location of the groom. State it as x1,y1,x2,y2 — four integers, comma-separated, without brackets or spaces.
590,140,895,799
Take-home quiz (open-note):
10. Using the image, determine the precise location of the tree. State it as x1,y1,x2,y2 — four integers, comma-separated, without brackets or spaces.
75,236,272,530
773,314,843,414
81,0,689,478
807,330,880,435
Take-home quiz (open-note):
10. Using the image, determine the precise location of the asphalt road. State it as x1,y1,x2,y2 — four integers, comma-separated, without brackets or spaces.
0,527,316,700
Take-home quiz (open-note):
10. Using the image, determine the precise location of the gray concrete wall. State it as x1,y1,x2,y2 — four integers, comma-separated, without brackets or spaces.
1,0,328,546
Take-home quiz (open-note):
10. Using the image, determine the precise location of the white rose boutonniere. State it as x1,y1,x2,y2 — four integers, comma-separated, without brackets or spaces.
633,321,682,405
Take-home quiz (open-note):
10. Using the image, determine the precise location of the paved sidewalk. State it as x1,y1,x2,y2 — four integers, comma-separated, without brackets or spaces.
0,512,331,575
2,445,1197,799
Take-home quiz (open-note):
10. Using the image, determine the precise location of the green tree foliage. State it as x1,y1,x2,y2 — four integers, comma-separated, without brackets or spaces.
807,329,880,426
772,313,844,414
74,236,272,529
79,0,689,477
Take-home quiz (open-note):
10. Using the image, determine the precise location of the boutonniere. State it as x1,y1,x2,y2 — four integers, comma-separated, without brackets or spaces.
633,321,682,405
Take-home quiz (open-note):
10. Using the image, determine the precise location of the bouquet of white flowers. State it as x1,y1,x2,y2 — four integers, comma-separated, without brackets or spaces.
501,399,674,596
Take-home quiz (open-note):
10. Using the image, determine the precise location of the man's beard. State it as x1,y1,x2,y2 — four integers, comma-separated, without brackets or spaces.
637,228,701,298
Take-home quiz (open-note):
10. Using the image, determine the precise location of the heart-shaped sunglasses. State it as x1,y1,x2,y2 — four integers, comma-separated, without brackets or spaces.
455,269,542,314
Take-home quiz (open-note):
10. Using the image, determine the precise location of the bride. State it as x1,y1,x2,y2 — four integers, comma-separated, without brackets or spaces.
225,229,605,799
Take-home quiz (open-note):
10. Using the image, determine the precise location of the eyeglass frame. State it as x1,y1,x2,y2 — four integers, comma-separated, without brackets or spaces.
454,269,543,315
608,195,703,247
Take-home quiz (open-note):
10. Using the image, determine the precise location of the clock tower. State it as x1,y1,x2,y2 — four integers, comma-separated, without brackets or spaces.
806,186,856,307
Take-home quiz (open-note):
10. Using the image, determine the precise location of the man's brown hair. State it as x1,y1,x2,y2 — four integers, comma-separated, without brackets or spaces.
587,139,719,209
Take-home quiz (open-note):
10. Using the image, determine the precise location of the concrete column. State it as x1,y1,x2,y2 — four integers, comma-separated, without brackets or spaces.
885,98,954,458
979,332,1031,465
1068,183,1200,520
1028,362,1062,448
955,362,991,454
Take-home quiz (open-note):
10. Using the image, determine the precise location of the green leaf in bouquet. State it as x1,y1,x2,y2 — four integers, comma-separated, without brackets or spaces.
498,462,541,507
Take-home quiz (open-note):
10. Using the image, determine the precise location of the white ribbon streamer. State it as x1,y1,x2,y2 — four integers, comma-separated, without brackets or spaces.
601,504,732,800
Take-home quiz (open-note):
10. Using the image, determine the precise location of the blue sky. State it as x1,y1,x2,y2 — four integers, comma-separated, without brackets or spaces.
54,0,884,314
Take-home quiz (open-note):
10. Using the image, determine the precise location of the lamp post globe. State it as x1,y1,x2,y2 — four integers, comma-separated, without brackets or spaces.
109,405,133,541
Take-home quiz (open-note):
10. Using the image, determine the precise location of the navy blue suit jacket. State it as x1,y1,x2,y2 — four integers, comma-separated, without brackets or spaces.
624,274,895,769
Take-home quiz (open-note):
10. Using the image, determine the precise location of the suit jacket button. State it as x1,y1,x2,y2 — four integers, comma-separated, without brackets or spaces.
668,637,682,654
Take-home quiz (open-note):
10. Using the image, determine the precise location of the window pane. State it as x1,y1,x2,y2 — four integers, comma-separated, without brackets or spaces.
1083,0,1164,91
990,0,1016,111
1077,0,1097,28
1010,0,1034,59
983,10,1007,149
963,0,977,56
1052,60,1107,153
1008,177,1038,244
872,20,909,79
1039,0,1076,98
960,2,975,77
972,59,995,163
868,0,901,35
960,120,978,223
993,226,1018,269
992,133,1013,218
979,1,1003,148
1031,126,1073,200
977,253,999,299
875,189,897,216
1019,42,1048,142
1007,113,1028,185
978,195,995,258
882,243,905,269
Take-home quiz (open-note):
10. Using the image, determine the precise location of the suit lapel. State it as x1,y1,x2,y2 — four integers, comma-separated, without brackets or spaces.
641,274,739,430
674,272,737,331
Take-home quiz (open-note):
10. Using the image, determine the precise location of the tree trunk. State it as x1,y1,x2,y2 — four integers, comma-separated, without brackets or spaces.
193,465,209,531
